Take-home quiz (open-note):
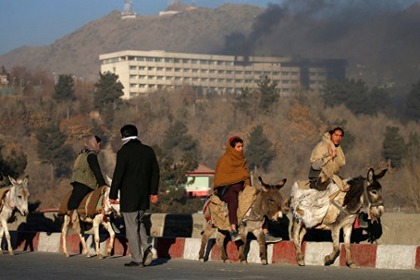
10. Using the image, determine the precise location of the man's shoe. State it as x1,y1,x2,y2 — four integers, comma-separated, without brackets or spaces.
124,261,144,267
264,233,282,244
229,230,241,242
143,247,153,266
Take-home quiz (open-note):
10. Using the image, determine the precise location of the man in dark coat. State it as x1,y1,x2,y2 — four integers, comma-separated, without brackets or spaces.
109,124,160,268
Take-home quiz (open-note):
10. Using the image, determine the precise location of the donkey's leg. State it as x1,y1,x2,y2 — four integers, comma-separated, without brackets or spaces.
92,217,103,259
216,231,230,263
77,220,90,257
61,215,70,257
324,225,340,266
198,224,213,262
237,229,248,264
254,228,267,265
342,221,357,268
102,220,116,258
0,222,5,254
292,219,306,266
1,219,13,255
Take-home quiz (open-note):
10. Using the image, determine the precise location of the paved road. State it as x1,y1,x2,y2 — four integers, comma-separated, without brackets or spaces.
1,251,419,280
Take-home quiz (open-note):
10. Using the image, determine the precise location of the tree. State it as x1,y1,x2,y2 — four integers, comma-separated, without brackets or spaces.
159,121,201,195
382,126,406,168
257,76,279,112
151,144,202,213
94,72,124,109
94,72,124,124
322,79,391,116
162,120,201,162
231,87,258,119
245,125,275,172
406,78,420,121
36,124,73,179
0,142,27,179
53,74,75,101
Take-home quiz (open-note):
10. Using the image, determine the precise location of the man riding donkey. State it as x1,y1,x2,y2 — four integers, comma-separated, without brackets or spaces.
307,127,368,228
211,136,281,243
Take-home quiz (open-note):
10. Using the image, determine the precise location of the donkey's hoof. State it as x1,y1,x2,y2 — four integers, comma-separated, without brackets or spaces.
199,258,205,263
98,254,104,260
324,256,335,266
240,260,248,264
347,262,359,269
223,259,231,263
261,260,268,265
8,251,14,256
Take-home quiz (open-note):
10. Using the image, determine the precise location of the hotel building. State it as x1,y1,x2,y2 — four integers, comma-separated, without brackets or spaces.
99,50,346,100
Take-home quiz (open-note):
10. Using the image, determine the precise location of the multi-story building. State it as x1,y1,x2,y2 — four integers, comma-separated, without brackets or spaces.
99,50,346,100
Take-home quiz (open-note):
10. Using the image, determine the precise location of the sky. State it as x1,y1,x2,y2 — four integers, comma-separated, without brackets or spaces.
0,0,281,56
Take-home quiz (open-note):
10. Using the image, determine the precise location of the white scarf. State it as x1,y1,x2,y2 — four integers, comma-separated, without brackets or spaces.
122,136,138,145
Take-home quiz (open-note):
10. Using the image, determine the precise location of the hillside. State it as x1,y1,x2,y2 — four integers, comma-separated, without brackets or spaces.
0,4,260,82
1,3,420,89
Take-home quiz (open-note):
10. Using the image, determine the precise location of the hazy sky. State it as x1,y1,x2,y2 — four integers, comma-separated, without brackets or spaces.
0,0,281,55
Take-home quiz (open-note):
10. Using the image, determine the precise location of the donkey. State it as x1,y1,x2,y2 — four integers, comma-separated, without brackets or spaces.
61,186,120,259
0,176,30,255
199,176,287,265
290,168,386,268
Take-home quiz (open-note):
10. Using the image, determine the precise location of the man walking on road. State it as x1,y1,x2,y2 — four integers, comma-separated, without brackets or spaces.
109,124,160,268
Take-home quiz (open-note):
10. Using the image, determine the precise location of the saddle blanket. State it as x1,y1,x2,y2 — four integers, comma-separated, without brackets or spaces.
291,180,345,228
57,186,106,218
203,184,256,231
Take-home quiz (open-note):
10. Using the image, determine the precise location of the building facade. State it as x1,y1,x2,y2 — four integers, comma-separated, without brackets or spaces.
99,50,346,100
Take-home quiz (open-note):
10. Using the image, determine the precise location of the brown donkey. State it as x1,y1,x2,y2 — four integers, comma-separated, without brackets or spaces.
290,168,386,268
199,176,287,264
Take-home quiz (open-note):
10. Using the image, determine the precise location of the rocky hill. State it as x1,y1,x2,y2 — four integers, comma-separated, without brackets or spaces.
0,3,419,88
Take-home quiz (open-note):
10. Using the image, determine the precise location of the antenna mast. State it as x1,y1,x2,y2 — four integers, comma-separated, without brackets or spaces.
122,0,136,19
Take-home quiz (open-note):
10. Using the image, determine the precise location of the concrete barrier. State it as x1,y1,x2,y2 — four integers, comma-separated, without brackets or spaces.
9,232,420,270
4,211,420,270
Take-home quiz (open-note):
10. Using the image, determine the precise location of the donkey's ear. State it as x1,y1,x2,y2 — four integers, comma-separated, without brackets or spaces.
8,176,16,185
375,169,388,180
275,178,287,190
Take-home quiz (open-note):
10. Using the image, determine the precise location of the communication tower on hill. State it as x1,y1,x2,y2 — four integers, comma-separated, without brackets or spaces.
121,0,136,19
